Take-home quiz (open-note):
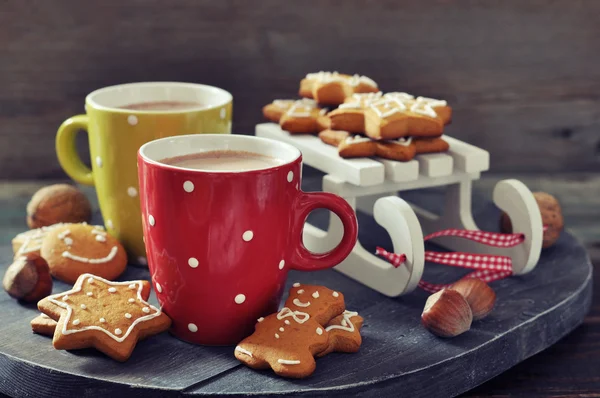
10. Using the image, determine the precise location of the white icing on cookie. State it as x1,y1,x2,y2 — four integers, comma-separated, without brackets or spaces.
345,135,371,144
277,307,309,324
62,246,119,264
277,359,301,365
273,99,295,109
410,100,437,118
384,92,415,102
393,137,413,147
338,102,363,109
46,274,161,343
292,298,311,307
58,230,71,240
325,310,359,333
235,346,253,357
312,291,320,299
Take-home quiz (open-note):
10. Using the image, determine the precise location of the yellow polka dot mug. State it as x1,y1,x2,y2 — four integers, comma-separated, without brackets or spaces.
56,82,233,265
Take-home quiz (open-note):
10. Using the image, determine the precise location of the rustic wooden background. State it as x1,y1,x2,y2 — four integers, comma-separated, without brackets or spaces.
1,0,599,179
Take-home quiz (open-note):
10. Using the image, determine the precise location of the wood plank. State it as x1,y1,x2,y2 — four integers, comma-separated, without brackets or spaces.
1,1,600,178
416,153,454,177
0,179,597,396
444,135,490,173
256,123,385,186
380,159,420,182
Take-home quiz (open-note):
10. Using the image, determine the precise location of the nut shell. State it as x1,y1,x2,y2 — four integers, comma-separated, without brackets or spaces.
2,254,53,302
421,289,473,338
501,191,563,249
26,184,92,229
450,278,496,320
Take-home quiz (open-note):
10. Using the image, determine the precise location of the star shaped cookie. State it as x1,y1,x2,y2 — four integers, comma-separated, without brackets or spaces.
37,273,171,361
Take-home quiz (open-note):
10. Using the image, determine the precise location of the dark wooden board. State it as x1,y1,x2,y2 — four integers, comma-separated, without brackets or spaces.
0,190,592,397
1,0,600,179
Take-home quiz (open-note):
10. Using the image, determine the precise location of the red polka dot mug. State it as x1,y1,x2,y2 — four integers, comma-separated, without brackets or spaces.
138,134,358,345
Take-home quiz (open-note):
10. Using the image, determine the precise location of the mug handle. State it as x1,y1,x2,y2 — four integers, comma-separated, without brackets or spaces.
289,192,358,271
56,115,95,186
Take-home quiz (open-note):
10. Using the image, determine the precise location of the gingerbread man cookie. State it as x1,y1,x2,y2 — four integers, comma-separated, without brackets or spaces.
262,99,327,134
299,71,379,105
316,310,364,357
37,273,171,361
234,283,345,378
40,223,127,284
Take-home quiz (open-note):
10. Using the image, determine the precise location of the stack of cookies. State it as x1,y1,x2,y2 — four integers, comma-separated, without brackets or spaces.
262,71,452,162
235,283,364,378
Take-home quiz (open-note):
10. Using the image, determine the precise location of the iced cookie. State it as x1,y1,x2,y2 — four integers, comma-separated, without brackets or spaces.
329,92,451,140
234,283,345,378
40,223,127,284
338,135,377,158
328,92,383,132
12,223,66,258
263,99,326,134
316,310,364,357
299,71,379,105
374,137,418,161
364,95,446,140
37,273,171,362
318,129,350,147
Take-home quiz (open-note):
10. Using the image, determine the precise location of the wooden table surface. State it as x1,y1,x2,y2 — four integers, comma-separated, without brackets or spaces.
0,174,598,397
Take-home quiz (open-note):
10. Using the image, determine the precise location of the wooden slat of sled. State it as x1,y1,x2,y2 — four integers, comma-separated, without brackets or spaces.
417,153,454,177
444,135,490,173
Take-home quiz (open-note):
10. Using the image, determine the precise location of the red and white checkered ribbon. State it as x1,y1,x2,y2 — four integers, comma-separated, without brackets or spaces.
376,228,525,293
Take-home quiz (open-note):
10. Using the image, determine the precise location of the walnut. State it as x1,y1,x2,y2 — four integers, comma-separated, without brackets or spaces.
501,191,564,249
26,184,91,229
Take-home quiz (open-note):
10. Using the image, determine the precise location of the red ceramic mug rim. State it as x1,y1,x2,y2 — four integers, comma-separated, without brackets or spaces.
138,134,302,174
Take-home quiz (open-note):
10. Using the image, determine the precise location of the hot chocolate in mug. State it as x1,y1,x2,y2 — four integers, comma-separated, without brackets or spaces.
137,134,358,345
56,82,233,264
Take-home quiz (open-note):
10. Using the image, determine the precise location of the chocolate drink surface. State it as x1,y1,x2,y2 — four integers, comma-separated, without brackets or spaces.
160,150,285,171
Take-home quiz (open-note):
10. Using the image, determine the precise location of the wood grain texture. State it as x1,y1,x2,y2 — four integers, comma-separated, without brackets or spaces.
1,1,600,179
0,179,594,397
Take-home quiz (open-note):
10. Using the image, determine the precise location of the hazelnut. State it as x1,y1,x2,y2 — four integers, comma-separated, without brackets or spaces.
421,289,473,338
449,278,496,320
3,254,53,302
500,191,563,249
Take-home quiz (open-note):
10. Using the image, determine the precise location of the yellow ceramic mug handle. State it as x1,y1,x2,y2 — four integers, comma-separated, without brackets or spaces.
56,115,95,186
